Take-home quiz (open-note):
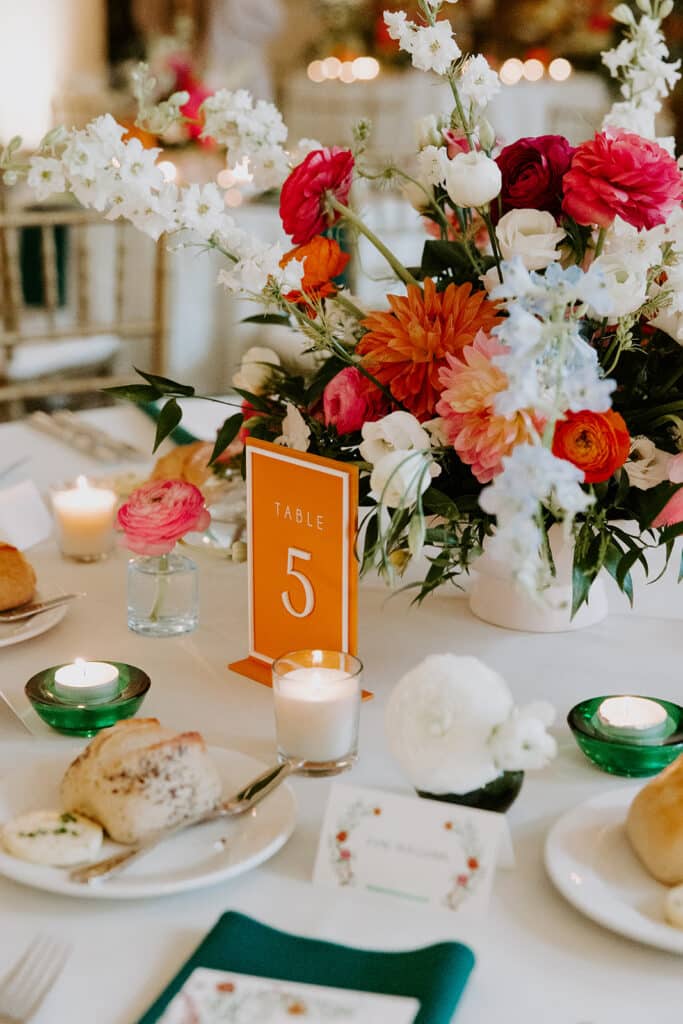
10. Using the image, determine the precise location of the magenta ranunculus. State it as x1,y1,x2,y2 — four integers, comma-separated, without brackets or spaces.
117,479,210,555
279,148,354,245
494,135,575,221
562,130,683,230
323,366,389,436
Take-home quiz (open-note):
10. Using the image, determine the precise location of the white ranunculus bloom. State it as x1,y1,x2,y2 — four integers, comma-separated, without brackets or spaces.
444,151,501,209
232,346,281,394
359,410,431,466
625,436,672,490
495,209,566,271
275,403,310,452
370,450,434,508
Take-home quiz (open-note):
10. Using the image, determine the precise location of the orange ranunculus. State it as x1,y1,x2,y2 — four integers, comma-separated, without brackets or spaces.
356,278,502,421
280,235,350,311
552,409,630,484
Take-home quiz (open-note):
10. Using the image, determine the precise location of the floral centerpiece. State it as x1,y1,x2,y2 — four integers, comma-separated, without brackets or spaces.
3,0,683,619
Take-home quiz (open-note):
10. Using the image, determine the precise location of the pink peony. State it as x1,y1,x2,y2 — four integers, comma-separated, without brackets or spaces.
436,331,544,483
323,366,389,435
279,148,354,245
117,479,210,555
562,130,683,230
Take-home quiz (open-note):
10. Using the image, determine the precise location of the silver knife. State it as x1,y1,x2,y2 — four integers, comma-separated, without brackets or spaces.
69,759,302,884
0,594,85,622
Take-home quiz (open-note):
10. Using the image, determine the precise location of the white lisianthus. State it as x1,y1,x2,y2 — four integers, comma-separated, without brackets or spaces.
495,209,566,271
578,254,649,319
489,703,557,772
275,403,310,452
650,262,683,343
359,411,431,465
26,157,66,201
624,436,671,490
232,346,281,394
444,151,501,209
604,216,664,269
370,450,433,508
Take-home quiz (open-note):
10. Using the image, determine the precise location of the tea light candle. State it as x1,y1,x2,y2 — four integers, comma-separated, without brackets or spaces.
52,476,117,561
596,696,669,742
53,658,120,703
274,667,359,764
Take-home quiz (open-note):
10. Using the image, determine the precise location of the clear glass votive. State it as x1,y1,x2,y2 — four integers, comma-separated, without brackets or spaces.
272,649,363,777
127,553,199,637
51,476,117,562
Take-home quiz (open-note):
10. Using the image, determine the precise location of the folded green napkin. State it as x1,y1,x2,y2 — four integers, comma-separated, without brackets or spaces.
137,911,475,1024
139,402,200,447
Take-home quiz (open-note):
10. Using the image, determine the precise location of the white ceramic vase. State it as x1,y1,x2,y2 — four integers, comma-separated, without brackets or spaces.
468,524,608,633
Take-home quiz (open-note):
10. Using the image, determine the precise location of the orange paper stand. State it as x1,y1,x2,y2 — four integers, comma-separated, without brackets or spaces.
229,438,361,689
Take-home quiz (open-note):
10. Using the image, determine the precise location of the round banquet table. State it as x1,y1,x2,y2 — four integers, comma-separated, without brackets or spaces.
1,405,682,1024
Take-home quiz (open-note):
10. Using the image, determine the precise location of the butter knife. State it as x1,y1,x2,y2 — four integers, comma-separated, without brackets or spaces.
69,759,301,884
0,593,85,622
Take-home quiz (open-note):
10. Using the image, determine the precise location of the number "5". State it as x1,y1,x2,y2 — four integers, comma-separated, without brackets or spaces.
281,547,315,619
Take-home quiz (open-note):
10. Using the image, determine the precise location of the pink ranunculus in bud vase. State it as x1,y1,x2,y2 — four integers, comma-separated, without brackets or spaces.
117,479,210,556
494,134,575,222
279,148,354,246
562,130,683,231
323,366,390,436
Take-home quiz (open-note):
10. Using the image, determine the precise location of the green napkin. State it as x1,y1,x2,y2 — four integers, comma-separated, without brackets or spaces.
138,402,200,447
137,911,474,1024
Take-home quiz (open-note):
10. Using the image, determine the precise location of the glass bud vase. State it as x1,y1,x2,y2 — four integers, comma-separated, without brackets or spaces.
127,553,198,637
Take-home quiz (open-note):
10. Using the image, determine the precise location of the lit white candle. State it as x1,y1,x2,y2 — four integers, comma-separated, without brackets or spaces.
52,476,117,561
596,696,669,741
274,667,360,763
53,658,120,703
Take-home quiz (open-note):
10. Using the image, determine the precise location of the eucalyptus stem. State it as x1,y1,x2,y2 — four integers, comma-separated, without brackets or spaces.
327,195,420,288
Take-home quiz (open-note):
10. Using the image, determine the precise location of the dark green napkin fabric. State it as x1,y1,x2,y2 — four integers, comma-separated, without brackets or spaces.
138,401,200,447
137,911,475,1024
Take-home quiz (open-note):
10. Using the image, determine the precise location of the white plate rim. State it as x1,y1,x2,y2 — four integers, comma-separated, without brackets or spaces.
0,747,296,900
544,786,683,955
0,603,67,648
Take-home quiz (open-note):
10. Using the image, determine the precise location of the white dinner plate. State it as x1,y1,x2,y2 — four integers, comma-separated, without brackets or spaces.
0,747,296,899
545,787,683,954
0,603,67,648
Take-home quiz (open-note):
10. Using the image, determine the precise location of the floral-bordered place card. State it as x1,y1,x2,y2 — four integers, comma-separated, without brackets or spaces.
155,968,420,1024
312,784,509,915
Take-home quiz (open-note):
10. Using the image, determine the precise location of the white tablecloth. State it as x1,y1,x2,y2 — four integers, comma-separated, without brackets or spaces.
1,407,682,1024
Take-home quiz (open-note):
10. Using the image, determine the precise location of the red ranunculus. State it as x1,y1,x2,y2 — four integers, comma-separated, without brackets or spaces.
552,409,630,484
323,366,389,435
562,130,683,230
279,148,354,245
495,135,574,222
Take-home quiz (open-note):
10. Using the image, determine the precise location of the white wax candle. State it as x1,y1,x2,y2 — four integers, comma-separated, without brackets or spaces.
596,696,668,741
52,476,116,559
53,658,120,703
274,667,359,763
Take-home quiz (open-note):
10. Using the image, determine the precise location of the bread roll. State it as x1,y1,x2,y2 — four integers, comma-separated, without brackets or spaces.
0,543,36,611
150,442,214,489
626,754,683,885
60,718,223,844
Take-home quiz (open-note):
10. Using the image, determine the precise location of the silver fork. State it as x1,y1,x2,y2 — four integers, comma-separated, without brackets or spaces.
0,936,70,1023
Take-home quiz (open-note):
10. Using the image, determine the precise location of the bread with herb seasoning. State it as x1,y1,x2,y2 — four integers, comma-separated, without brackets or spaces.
626,753,683,885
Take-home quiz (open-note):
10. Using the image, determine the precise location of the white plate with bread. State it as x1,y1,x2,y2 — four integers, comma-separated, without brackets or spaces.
0,719,297,899
0,543,66,648
545,780,683,954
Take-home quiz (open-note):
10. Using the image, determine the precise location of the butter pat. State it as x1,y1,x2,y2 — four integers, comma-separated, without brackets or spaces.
1,809,103,866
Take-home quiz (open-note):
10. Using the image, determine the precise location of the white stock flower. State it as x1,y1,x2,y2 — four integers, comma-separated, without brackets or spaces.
359,411,431,465
232,346,281,394
445,151,501,209
177,183,226,238
369,449,434,508
383,12,460,76
291,138,324,165
385,654,514,794
490,703,557,772
417,145,448,187
27,157,66,201
248,145,291,191
459,55,500,107
624,436,671,490
604,216,664,269
495,209,565,271
276,403,310,452
578,254,649,319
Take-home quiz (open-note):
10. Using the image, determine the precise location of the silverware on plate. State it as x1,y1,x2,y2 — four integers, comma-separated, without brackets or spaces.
0,935,70,1024
0,594,85,623
69,759,302,884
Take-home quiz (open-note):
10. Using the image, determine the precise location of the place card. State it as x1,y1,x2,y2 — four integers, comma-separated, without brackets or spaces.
0,480,52,550
230,439,359,688
155,968,420,1024
313,783,510,916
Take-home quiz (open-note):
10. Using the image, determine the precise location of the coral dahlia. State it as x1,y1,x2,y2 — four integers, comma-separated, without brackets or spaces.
436,331,543,483
357,279,501,421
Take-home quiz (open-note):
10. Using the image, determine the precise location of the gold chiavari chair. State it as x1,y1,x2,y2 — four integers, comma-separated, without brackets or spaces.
0,198,168,415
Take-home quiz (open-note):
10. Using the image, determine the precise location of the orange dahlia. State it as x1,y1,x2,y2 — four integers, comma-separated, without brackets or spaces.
357,278,501,420
280,235,350,312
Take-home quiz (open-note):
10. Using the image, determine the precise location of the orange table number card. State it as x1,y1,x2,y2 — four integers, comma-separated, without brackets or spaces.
229,439,361,689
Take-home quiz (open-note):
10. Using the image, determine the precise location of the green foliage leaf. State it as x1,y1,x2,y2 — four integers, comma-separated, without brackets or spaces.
209,413,243,465
422,487,460,520
231,387,276,413
153,398,182,452
603,540,633,606
419,240,487,288
240,314,291,326
103,383,163,403
133,367,195,397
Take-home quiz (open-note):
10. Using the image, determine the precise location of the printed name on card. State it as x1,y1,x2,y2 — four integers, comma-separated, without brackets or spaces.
313,783,512,916
229,439,360,688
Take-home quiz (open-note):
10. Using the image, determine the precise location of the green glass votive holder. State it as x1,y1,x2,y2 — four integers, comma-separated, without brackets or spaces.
25,662,151,737
568,696,683,777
